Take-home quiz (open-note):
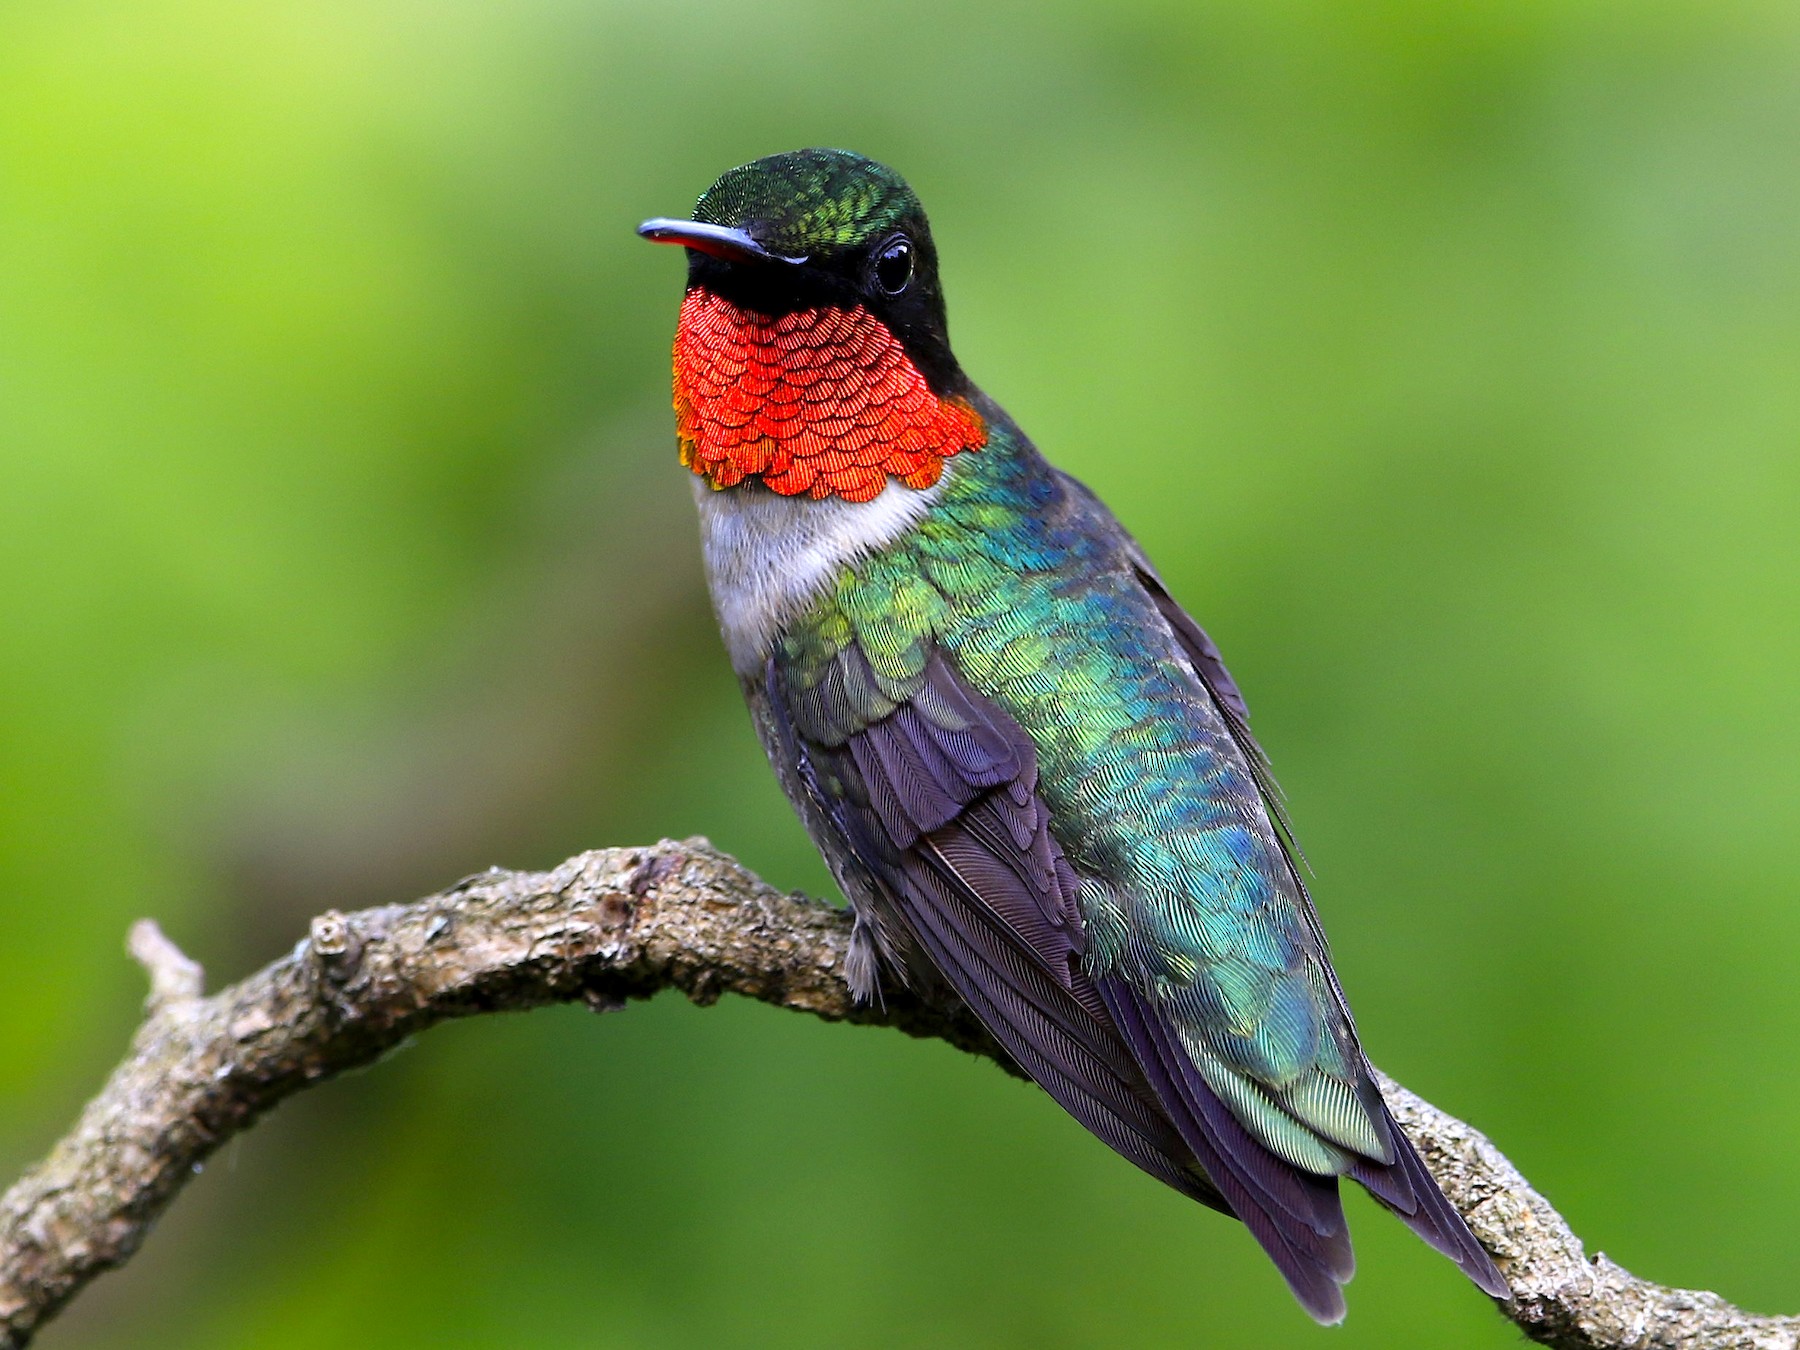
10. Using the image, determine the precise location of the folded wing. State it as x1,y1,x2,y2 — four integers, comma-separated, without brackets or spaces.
767,644,1398,1320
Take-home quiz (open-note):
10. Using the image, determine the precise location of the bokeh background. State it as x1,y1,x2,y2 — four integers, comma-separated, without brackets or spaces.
4,1,1799,1345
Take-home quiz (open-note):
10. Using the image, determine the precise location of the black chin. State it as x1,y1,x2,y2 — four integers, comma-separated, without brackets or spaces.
685,252,855,315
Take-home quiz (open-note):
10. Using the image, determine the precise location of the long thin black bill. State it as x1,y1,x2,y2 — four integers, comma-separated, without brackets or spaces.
636,218,806,265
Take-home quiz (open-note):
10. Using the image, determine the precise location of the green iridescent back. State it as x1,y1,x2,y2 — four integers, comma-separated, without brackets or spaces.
772,424,1385,1174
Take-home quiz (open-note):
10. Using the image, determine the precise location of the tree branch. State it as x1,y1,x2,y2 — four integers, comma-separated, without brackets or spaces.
0,839,1791,1349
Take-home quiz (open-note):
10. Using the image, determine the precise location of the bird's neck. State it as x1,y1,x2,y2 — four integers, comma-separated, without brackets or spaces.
672,288,986,504
691,470,948,676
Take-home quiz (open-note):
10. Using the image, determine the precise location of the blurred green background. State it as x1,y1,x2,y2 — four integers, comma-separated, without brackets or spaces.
4,0,1798,1345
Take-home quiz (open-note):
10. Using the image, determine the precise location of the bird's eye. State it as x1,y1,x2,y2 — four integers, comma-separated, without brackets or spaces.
874,236,914,295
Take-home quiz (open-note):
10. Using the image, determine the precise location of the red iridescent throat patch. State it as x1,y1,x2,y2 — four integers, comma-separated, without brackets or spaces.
672,288,986,503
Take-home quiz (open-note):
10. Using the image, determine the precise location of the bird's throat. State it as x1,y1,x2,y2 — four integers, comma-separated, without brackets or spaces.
672,289,986,503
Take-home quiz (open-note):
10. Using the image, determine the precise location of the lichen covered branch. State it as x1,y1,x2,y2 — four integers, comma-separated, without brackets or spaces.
0,840,1791,1350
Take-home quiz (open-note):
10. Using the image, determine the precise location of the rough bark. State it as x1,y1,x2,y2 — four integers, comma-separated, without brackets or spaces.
0,839,1791,1349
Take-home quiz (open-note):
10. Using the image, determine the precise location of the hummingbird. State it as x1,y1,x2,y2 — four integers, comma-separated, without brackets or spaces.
639,148,1508,1322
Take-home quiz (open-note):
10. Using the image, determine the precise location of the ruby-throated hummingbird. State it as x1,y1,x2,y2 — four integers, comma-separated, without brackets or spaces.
639,149,1508,1322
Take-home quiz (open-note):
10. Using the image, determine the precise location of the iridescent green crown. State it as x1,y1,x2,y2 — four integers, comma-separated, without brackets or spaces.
694,149,918,258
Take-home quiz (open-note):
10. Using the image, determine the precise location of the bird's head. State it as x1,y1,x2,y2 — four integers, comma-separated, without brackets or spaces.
640,150,985,503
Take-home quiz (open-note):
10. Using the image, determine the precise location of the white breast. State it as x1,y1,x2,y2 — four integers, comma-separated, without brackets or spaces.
691,474,942,675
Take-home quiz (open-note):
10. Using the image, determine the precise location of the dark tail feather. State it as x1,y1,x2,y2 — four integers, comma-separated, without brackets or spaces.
1099,980,1355,1325
1349,1109,1510,1300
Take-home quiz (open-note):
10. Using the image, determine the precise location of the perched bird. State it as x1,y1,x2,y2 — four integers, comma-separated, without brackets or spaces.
640,149,1508,1322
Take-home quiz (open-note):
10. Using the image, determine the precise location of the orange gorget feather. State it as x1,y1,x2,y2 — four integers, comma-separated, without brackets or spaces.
672,288,986,503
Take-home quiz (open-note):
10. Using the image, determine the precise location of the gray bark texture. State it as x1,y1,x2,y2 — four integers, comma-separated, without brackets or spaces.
0,838,1791,1349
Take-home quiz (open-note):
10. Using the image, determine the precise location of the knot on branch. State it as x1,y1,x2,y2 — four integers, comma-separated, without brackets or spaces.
307,910,362,979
